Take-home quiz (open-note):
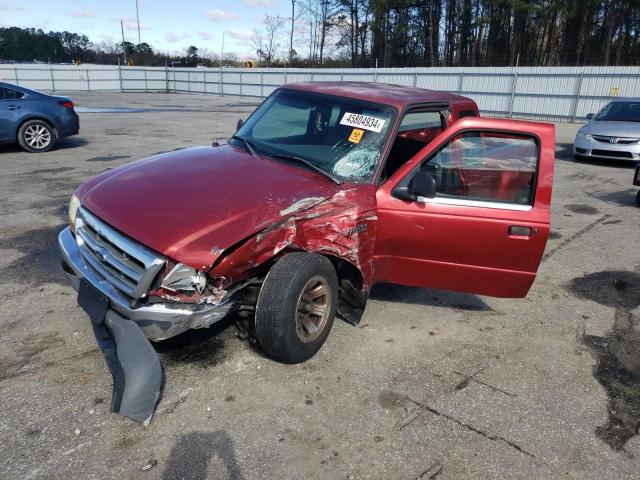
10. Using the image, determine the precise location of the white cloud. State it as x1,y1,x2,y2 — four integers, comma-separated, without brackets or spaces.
71,8,95,18
204,9,237,21
243,0,275,7
0,2,25,11
198,32,214,41
227,28,253,41
165,32,192,43
120,19,150,31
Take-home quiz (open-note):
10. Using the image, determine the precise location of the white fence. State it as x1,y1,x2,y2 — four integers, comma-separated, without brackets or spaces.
1,64,639,122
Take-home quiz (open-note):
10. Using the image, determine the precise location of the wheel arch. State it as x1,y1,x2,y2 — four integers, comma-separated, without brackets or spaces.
16,115,58,142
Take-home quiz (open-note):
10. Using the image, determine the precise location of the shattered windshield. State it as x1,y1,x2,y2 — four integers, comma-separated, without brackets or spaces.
232,89,396,182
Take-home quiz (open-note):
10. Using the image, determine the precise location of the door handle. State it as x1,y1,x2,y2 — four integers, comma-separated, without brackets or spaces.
508,225,531,237
7,105,21,110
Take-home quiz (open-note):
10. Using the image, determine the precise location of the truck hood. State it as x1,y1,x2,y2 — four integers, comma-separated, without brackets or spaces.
77,145,338,269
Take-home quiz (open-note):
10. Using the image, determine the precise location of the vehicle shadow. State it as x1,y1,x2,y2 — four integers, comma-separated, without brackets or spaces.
153,316,234,369
556,142,638,169
370,283,492,311
588,188,638,207
51,137,89,150
0,137,88,154
162,431,244,480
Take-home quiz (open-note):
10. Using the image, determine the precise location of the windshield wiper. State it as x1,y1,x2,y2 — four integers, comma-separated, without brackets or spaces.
231,135,258,157
269,153,342,185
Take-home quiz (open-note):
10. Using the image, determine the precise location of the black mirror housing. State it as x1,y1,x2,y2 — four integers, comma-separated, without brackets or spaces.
392,170,437,202
409,170,437,199
586,113,594,120
236,118,244,130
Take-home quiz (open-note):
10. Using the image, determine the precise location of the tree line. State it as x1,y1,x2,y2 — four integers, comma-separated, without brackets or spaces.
0,27,220,67
284,0,640,67
3,1,640,69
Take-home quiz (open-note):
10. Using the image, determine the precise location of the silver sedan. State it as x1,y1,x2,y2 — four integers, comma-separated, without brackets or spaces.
574,98,640,162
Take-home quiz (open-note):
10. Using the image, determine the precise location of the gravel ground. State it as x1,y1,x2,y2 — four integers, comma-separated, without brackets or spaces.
0,92,639,480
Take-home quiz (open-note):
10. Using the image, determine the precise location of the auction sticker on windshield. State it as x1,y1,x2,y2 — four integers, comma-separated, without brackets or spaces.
340,113,386,133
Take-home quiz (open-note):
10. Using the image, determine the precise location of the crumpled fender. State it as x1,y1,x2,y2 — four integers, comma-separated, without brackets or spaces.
210,186,378,291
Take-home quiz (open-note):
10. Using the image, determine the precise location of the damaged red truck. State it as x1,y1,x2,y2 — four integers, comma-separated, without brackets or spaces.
58,82,555,423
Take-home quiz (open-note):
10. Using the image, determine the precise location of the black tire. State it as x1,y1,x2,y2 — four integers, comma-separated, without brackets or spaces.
636,189,640,207
17,119,56,153
255,252,338,364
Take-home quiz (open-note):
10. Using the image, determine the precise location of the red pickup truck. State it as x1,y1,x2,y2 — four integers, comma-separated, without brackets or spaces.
59,82,554,422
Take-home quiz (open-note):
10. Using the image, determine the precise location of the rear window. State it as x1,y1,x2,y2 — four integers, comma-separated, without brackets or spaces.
1,87,24,100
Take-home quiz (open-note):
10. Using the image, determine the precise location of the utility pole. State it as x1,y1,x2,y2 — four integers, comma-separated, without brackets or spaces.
221,32,225,67
135,0,141,44
290,0,296,65
120,20,127,64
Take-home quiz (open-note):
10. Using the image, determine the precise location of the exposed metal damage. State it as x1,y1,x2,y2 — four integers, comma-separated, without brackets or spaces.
208,189,377,324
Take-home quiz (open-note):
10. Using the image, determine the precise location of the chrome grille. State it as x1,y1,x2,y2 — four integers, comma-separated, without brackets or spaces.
75,207,165,299
592,135,639,145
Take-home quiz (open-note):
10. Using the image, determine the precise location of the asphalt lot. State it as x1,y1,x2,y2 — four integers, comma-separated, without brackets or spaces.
0,92,639,480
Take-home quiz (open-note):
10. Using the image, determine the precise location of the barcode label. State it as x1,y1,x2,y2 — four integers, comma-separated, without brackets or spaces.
340,112,386,133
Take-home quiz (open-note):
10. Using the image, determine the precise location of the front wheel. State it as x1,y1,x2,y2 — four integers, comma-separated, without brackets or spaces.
636,189,640,207
255,252,338,364
18,120,56,152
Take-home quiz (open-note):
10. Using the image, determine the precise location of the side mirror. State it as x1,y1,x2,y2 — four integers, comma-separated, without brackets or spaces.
236,118,244,130
586,113,594,120
392,170,437,202
409,170,437,199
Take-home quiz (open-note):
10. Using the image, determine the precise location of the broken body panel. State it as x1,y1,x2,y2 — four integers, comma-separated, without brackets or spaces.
59,82,554,422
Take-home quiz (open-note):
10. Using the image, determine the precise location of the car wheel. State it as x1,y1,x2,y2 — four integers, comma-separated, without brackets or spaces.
636,190,640,207
255,252,338,364
18,120,56,152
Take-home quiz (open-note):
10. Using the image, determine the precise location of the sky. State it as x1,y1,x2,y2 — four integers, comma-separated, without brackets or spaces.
0,0,294,57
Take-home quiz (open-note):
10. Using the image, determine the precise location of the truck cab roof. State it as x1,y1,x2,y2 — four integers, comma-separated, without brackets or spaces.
282,81,477,111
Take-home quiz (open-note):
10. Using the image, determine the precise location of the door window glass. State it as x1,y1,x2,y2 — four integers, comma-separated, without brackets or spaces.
422,132,538,205
1,88,24,100
382,110,444,180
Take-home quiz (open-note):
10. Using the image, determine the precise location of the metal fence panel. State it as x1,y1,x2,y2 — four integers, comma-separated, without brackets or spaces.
1,64,639,122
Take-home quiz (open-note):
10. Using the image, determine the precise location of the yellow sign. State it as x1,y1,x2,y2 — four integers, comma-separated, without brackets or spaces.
610,87,620,96
348,128,364,144
243,61,255,68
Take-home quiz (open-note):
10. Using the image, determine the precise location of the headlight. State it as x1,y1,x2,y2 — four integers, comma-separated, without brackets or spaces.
577,130,594,141
161,263,207,293
68,194,80,232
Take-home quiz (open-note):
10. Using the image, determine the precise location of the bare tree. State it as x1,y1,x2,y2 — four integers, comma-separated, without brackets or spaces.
252,15,286,66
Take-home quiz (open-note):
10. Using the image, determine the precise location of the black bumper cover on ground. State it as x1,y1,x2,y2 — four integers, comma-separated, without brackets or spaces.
77,280,162,423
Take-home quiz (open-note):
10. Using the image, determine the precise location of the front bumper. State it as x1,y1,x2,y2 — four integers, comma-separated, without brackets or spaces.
58,226,236,341
574,136,640,161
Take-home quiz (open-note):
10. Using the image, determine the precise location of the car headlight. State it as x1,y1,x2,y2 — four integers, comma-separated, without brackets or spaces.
577,130,594,141
68,194,81,232
161,263,207,293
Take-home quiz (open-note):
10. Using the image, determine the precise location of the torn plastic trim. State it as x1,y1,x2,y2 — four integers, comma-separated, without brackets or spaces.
79,280,161,424
104,310,162,424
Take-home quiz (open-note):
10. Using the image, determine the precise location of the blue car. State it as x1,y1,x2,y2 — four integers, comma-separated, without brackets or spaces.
0,82,80,152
